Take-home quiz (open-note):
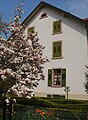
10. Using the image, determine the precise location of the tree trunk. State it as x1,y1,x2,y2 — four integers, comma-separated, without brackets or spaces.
2,100,6,120
67,92,68,100
8,100,12,120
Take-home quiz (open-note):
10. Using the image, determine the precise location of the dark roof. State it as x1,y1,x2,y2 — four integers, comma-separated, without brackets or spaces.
22,1,88,26
83,18,88,22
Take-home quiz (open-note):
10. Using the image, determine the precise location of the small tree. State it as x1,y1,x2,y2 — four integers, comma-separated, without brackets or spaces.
64,86,71,101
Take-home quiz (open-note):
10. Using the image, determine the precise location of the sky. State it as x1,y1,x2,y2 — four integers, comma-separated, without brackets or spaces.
0,0,88,24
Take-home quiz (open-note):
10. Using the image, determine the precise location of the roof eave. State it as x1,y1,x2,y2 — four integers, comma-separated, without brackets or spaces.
22,1,45,25
22,1,86,27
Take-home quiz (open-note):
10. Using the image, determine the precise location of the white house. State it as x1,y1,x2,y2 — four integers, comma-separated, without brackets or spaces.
23,1,88,100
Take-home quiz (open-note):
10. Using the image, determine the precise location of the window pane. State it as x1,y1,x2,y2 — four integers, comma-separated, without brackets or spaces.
53,20,61,33
54,25,56,31
52,68,66,87
54,47,56,53
53,69,61,85
58,46,61,53
53,41,62,58
58,23,61,32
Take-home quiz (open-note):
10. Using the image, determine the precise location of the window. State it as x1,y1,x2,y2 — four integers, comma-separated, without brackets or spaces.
53,69,61,85
40,12,48,19
52,41,62,58
60,95,65,99
48,68,66,87
47,94,51,98
53,20,62,34
28,27,35,34
47,94,65,99
53,95,60,98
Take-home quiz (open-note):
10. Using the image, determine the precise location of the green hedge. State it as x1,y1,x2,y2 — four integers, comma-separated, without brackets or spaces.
40,97,88,104
15,97,88,112
0,96,88,112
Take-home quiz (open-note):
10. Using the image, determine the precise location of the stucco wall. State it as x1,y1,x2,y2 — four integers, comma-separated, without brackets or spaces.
25,6,88,100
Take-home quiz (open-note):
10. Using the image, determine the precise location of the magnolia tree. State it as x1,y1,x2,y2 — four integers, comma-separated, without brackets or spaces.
0,13,8,38
0,1,48,99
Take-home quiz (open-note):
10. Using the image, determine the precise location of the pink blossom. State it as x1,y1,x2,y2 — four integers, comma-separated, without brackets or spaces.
0,1,48,98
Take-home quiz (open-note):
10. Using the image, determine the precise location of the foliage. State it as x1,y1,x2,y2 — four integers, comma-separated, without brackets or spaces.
0,1,48,98
2,97,86,112
0,13,9,38
0,101,87,120
64,86,71,100
12,104,88,120
84,65,88,94
0,97,88,119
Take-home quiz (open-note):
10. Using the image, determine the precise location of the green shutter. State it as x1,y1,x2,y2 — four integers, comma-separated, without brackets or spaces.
53,20,61,33
53,41,62,57
62,68,66,87
53,42,58,57
57,21,61,32
48,69,52,86
53,22,57,33
28,27,35,33
57,42,61,57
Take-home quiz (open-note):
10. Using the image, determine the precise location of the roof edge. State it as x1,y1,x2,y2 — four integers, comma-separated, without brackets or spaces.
22,1,87,26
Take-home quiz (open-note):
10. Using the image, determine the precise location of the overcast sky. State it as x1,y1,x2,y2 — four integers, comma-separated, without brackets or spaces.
0,0,88,23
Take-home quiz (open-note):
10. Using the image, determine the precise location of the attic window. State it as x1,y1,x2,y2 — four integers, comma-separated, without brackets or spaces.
40,12,48,19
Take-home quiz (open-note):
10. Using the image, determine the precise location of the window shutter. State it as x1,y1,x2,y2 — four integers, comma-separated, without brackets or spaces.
53,42,57,57
57,21,61,32
57,42,61,57
53,20,61,33
53,22,57,33
62,68,66,87
53,41,62,58
48,69,52,86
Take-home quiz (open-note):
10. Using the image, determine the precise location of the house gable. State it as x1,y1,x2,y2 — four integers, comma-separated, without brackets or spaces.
23,1,87,27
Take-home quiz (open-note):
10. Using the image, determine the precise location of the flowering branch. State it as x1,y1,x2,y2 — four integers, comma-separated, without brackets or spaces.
0,1,48,98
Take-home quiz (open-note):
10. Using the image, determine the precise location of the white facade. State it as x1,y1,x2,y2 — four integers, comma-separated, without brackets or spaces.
24,2,88,100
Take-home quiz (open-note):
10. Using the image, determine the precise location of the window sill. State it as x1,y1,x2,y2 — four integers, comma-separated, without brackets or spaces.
52,56,63,60
51,85,62,88
52,31,63,35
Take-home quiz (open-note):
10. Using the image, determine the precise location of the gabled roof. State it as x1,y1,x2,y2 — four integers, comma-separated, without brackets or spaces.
22,1,88,28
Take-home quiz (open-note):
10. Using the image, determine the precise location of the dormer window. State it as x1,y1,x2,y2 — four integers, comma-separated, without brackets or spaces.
40,12,48,19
